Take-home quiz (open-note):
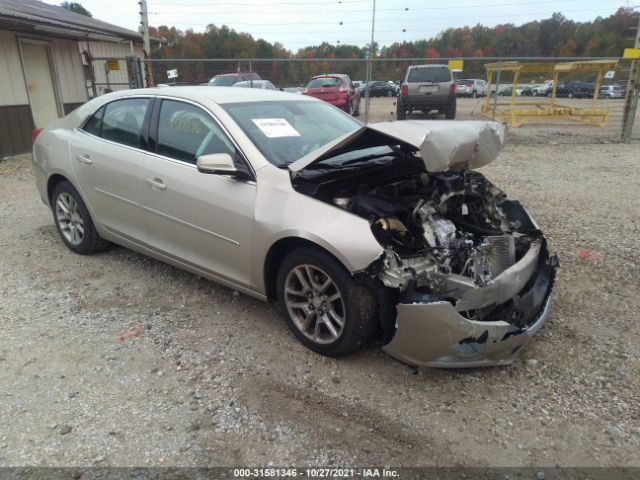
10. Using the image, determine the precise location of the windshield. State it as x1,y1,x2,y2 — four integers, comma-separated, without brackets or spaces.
308,77,342,88
222,100,361,167
208,76,237,86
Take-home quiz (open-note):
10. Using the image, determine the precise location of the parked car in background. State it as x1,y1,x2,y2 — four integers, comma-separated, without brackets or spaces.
532,82,553,96
498,86,521,96
207,72,261,86
303,74,360,115
359,81,398,97
284,87,305,95
233,80,277,90
520,85,535,96
555,81,593,99
599,84,624,99
455,79,488,98
397,64,456,120
33,86,557,367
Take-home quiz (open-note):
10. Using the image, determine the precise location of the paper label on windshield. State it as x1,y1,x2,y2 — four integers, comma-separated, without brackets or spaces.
252,118,300,138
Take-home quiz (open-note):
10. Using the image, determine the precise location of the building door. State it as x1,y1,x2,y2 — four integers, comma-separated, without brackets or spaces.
20,43,60,128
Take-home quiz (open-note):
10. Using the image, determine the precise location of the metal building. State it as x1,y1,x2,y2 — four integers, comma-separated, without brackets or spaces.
0,0,145,156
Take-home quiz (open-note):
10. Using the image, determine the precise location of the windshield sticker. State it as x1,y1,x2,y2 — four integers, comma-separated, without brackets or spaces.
252,118,300,138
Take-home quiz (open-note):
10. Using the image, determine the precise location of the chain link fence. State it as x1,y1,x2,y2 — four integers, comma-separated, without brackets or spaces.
83,55,144,99
91,56,637,144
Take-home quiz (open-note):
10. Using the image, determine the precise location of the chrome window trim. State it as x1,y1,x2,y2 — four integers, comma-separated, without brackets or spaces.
75,94,257,181
79,95,156,131
74,128,256,186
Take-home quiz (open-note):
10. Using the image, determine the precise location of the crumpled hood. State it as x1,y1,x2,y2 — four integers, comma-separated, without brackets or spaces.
288,120,507,174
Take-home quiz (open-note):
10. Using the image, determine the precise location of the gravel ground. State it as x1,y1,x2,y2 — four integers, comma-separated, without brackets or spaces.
0,140,639,468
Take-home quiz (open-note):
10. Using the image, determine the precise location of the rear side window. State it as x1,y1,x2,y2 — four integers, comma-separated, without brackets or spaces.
83,98,149,148
208,76,238,86
408,67,451,83
83,106,104,136
308,77,342,88
157,99,235,164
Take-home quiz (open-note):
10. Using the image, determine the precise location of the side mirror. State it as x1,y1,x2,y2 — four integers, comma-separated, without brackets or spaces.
196,153,236,175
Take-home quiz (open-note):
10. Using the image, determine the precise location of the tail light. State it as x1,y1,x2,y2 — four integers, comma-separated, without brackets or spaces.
32,128,43,143
400,84,408,96
449,83,456,95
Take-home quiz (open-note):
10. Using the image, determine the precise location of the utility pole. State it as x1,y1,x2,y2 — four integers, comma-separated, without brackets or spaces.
138,0,153,87
621,12,640,143
138,0,150,56
364,0,376,124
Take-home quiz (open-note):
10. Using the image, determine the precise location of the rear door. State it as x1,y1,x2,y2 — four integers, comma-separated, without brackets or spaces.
138,98,256,288
70,97,151,240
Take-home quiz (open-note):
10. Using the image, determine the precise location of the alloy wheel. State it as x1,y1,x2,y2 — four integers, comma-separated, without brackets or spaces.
284,264,346,344
55,192,84,245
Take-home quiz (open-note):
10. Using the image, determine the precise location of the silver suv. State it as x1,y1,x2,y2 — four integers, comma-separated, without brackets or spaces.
397,64,456,120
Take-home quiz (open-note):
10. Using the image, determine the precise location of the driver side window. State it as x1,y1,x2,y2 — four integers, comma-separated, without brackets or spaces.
157,100,235,164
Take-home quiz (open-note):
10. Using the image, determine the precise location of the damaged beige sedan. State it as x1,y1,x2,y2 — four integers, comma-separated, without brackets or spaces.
33,87,558,368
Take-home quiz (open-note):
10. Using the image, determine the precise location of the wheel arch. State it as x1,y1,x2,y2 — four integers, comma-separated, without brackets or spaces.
263,237,351,302
47,173,72,205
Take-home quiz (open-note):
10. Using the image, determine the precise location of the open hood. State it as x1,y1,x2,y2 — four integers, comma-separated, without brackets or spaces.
288,120,507,174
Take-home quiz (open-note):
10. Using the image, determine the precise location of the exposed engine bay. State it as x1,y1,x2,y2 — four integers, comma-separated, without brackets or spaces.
290,121,557,367
293,146,555,327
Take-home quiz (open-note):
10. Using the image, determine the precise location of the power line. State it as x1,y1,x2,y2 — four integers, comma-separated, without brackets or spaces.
152,0,369,5
150,0,582,15
149,7,618,27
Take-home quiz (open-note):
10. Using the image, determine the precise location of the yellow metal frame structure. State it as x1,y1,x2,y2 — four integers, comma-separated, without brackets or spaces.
481,60,619,127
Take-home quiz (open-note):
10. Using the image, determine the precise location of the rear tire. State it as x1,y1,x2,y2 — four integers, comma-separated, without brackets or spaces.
51,180,109,255
276,247,375,357
444,98,456,120
346,99,354,116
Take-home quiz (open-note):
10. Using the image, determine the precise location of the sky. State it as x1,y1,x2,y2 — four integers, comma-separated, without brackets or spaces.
44,0,631,51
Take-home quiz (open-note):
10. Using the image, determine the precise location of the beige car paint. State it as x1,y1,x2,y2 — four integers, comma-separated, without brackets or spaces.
33,88,384,301
33,86,554,368
290,120,507,173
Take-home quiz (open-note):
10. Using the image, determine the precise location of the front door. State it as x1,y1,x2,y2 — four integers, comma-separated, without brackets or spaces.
139,98,256,289
20,42,60,128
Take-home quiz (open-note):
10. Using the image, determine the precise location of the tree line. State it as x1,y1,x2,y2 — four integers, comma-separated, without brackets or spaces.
145,8,637,86
150,8,636,60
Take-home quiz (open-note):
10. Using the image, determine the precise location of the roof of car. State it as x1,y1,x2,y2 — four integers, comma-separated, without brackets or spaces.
104,86,314,105
409,64,449,68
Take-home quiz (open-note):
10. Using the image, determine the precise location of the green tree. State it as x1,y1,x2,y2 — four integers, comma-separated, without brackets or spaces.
60,1,92,17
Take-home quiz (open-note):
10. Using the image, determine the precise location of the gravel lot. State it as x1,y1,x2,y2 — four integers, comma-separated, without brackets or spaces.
365,97,637,144
0,137,639,468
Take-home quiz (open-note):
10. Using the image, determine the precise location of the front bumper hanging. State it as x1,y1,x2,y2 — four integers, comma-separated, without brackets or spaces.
383,241,558,368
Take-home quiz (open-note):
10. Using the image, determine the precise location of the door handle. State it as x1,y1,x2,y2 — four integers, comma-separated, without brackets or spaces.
146,178,167,191
76,154,92,165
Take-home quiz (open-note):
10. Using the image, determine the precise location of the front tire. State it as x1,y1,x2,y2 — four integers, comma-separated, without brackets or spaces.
51,181,109,254
396,99,407,120
276,247,375,357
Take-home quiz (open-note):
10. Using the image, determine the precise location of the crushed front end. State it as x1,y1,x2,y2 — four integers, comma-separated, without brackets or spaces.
291,121,558,368
364,170,559,367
